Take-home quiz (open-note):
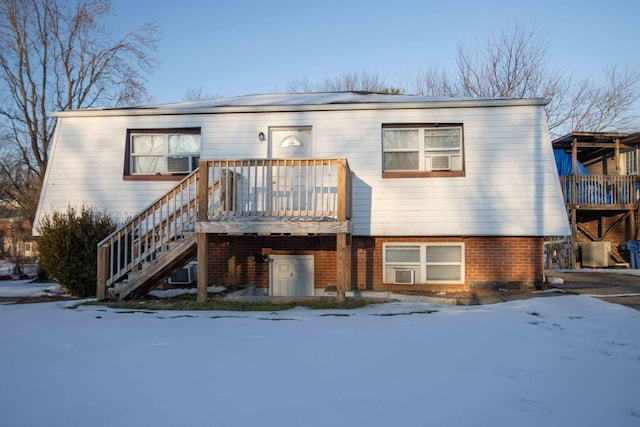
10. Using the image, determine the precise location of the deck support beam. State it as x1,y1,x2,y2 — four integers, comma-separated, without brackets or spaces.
569,207,577,269
227,238,237,285
97,245,109,300
336,233,351,301
197,233,209,303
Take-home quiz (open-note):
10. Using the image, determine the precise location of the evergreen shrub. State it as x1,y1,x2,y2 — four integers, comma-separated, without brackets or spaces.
38,206,117,297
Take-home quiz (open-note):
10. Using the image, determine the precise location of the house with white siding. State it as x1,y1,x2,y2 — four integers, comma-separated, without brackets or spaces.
34,92,570,300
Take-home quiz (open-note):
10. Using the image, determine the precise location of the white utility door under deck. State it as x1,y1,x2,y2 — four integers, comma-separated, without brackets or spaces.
269,255,314,296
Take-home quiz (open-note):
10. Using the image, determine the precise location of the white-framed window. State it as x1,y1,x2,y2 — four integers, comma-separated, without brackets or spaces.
383,242,465,285
382,125,464,173
621,149,638,175
128,130,201,176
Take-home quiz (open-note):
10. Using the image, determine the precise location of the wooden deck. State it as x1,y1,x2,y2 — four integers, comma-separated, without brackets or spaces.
97,158,352,301
559,175,639,210
559,174,639,268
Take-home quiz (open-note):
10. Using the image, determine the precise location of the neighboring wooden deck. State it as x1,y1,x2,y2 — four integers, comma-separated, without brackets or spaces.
559,174,639,268
559,175,639,210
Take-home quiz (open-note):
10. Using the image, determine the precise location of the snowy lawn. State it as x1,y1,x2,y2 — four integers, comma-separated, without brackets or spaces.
1,295,639,427
0,279,61,298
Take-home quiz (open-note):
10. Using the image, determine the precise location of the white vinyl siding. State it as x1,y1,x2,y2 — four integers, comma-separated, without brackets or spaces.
34,101,570,238
384,243,465,284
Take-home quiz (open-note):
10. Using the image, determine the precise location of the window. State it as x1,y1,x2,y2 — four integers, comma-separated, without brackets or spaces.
125,128,201,179
383,243,464,284
621,150,638,175
382,125,464,177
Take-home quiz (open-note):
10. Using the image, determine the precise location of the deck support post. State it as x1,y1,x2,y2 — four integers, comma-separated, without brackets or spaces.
197,163,210,303
227,238,237,285
570,207,577,269
197,233,209,303
335,158,351,301
97,245,109,300
614,138,620,175
336,233,351,301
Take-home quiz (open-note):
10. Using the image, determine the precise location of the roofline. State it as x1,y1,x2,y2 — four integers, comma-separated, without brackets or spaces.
50,97,550,118
552,131,630,144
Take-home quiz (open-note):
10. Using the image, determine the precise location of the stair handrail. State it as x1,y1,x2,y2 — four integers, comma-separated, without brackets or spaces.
98,168,202,289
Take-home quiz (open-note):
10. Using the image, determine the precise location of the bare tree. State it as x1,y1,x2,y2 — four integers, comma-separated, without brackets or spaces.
288,70,396,93
0,0,159,222
454,22,561,98
0,146,40,223
412,63,456,97
564,67,640,132
183,86,219,101
411,22,640,137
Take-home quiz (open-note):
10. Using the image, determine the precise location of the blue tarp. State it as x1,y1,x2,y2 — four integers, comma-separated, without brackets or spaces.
554,150,612,203
554,150,590,176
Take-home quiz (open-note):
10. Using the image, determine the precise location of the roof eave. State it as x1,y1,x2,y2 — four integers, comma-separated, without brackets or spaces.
552,131,630,145
50,98,550,118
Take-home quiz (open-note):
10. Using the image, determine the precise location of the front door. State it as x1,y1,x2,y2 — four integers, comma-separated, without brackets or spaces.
270,127,312,159
269,127,312,212
270,255,314,296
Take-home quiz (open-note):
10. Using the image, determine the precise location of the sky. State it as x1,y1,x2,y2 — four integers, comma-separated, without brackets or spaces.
107,0,640,103
1,290,639,426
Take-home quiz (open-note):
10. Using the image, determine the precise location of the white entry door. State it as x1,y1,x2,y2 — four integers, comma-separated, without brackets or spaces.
269,127,312,212
270,255,314,296
270,127,312,159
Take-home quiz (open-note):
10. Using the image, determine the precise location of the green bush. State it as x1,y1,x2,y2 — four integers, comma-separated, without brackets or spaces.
38,206,117,297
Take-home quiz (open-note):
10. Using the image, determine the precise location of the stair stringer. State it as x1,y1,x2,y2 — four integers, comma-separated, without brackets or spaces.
113,233,198,300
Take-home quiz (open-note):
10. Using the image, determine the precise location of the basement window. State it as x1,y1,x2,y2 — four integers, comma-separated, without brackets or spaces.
383,242,464,285
124,128,201,180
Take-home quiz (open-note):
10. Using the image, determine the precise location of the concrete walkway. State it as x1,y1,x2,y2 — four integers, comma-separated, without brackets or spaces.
545,271,640,311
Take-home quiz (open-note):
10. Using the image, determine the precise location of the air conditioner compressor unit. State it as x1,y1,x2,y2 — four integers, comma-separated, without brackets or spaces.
581,242,610,268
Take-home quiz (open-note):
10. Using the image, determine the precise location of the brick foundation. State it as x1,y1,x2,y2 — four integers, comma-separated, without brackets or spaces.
204,235,544,293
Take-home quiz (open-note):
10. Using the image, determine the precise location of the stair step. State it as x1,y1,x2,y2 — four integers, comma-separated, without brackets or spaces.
115,233,198,300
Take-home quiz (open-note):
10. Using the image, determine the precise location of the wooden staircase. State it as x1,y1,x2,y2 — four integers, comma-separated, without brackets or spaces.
112,233,197,299
96,158,352,300
97,168,207,300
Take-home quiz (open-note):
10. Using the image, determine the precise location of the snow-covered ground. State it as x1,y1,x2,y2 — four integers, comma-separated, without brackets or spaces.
1,287,639,426
0,279,61,297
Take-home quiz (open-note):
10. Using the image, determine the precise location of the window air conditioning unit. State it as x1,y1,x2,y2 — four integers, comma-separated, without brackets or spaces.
393,269,415,285
167,156,192,174
169,261,197,285
430,155,451,171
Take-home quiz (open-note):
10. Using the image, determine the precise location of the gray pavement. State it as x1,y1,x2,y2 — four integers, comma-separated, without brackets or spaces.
545,271,640,311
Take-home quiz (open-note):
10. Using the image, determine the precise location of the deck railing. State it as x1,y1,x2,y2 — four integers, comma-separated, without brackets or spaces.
560,175,639,206
198,158,352,221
